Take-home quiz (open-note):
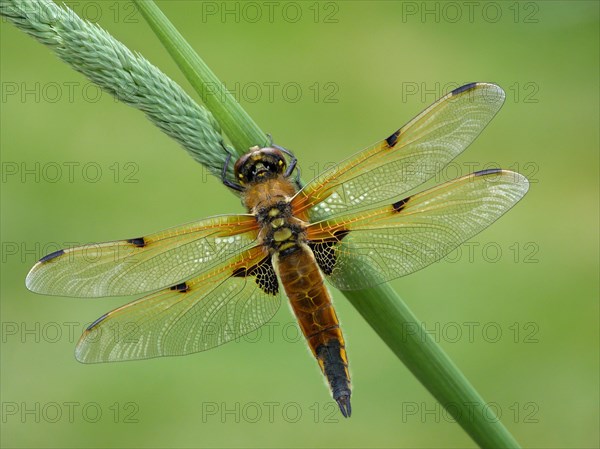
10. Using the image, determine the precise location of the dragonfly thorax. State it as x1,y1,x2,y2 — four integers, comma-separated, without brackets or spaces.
256,202,305,255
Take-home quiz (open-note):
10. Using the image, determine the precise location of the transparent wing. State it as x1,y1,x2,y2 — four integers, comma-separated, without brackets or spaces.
306,170,529,290
292,83,506,221
75,246,281,363
26,214,259,297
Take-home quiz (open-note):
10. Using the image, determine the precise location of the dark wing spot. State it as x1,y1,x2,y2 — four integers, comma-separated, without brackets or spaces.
126,237,146,248
385,129,401,148
451,82,478,96
309,230,349,276
86,312,109,331
39,249,65,263
170,282,189,293
392,196,410,213
232,267,248,277
474,168,502,176
233,256,278,295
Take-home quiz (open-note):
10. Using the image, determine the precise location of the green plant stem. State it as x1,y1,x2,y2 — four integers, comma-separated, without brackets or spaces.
133,0,268,155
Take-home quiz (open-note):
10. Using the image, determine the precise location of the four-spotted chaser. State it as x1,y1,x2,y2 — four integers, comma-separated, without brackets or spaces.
26,82,529,418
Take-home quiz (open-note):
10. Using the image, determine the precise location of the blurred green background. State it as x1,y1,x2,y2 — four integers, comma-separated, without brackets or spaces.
1,1,598,448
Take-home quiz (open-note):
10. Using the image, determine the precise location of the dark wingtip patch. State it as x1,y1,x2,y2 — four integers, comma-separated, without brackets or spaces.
385,129,401,148
86,313,109,331
170,282,189,293
126,237,146,248
451,82,478,96
392,197,410,213
474,168,502,176
39,249,65,263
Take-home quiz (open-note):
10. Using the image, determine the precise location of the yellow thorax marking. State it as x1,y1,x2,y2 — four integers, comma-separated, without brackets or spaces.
271,218,285,228
273,228,292,242
279,241,295,251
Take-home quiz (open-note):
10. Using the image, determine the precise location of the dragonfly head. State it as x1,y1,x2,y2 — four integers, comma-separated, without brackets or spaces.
234,146,287,185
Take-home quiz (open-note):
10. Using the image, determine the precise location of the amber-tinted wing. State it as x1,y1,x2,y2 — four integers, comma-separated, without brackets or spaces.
26,214,259,297
75,246,281,363
306,170,529,290
292,83,505,222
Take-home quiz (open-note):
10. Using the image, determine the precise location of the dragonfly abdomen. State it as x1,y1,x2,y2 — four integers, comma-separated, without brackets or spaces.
276,244,352,417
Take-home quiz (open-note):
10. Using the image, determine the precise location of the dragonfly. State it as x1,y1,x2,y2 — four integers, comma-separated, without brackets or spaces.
26,82,529,418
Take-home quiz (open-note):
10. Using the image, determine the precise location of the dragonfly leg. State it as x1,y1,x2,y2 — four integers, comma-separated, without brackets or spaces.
293,166,303,190
271,143,301,189
221,151,244,192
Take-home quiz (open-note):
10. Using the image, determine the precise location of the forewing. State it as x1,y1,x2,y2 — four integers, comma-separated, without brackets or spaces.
292,83,506,221
75,246,281,363
26,214,259,297
306,170,529,290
